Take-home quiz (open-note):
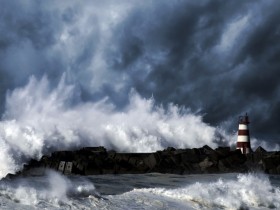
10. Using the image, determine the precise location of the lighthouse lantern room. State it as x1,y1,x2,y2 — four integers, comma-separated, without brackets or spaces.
237,113,251,154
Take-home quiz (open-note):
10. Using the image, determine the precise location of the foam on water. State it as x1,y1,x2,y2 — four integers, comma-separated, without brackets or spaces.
0,171,97,209
120,173,280,209
0,173,279,209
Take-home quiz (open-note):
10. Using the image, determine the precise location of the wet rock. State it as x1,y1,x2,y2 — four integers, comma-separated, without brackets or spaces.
277,165,280,174
7,146,280,177
180,149,201,163
215,147,231,157
201,145,215,155
255,146,267,153
143,154,158,170
218,150,246,172
199,157,214,172
261,154,280,174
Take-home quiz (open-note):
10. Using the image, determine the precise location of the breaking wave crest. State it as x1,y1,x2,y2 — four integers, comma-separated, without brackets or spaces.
119,173,280,209
0,173,279,209
0,170,97,209
0,75,220,178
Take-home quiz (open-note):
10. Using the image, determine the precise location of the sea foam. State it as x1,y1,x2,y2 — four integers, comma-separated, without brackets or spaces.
0,173,279,210
118,173,280,209
0,170,96,209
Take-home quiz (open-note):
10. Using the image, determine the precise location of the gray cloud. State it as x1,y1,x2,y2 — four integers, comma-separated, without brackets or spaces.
106,0,280,142
0,0,279,143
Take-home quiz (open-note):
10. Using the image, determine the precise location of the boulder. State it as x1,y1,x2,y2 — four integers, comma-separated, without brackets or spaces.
218,150,246,172
143,154,158,170
255,146,267,153
201,145,215,155
261,154,280,173
215,147,231,157
181,149,201,163
199,157,215,172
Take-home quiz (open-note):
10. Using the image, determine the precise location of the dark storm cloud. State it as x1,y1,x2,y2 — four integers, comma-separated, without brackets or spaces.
106,0,280,142
0,0,279,143
0,1,66,111
0,1,106,110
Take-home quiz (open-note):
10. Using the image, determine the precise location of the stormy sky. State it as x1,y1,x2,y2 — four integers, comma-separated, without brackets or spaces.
0,0,279,145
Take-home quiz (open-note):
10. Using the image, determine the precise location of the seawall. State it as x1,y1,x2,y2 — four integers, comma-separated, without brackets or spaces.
6,145,280,178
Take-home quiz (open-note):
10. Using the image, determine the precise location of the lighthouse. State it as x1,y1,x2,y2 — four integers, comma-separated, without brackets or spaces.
237,113,251,154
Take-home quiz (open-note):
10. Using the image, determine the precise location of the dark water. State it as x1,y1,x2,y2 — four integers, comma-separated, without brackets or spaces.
0,171,279,209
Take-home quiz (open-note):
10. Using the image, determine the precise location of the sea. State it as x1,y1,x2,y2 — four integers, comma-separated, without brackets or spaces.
0,171,279,210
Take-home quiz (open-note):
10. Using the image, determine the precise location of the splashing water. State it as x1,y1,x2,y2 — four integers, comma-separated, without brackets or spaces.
0,172,279,210
0,170,96,209
0,75,219,178
113,173,280,210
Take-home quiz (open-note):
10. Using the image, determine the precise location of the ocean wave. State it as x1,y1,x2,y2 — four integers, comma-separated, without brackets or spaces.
0,170,98,209
0,173,279,210
117,173,280,209
0,75,219,178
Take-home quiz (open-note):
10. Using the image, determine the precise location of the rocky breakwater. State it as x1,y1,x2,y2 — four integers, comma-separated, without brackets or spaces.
6,145,280,178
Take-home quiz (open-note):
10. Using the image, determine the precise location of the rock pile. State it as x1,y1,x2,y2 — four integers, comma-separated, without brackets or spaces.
8,145,280,178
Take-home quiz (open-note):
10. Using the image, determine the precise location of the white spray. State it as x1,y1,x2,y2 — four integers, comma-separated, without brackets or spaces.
0,75,218,178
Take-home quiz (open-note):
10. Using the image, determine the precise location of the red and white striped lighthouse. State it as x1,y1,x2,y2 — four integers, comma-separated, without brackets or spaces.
237,113,251,154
